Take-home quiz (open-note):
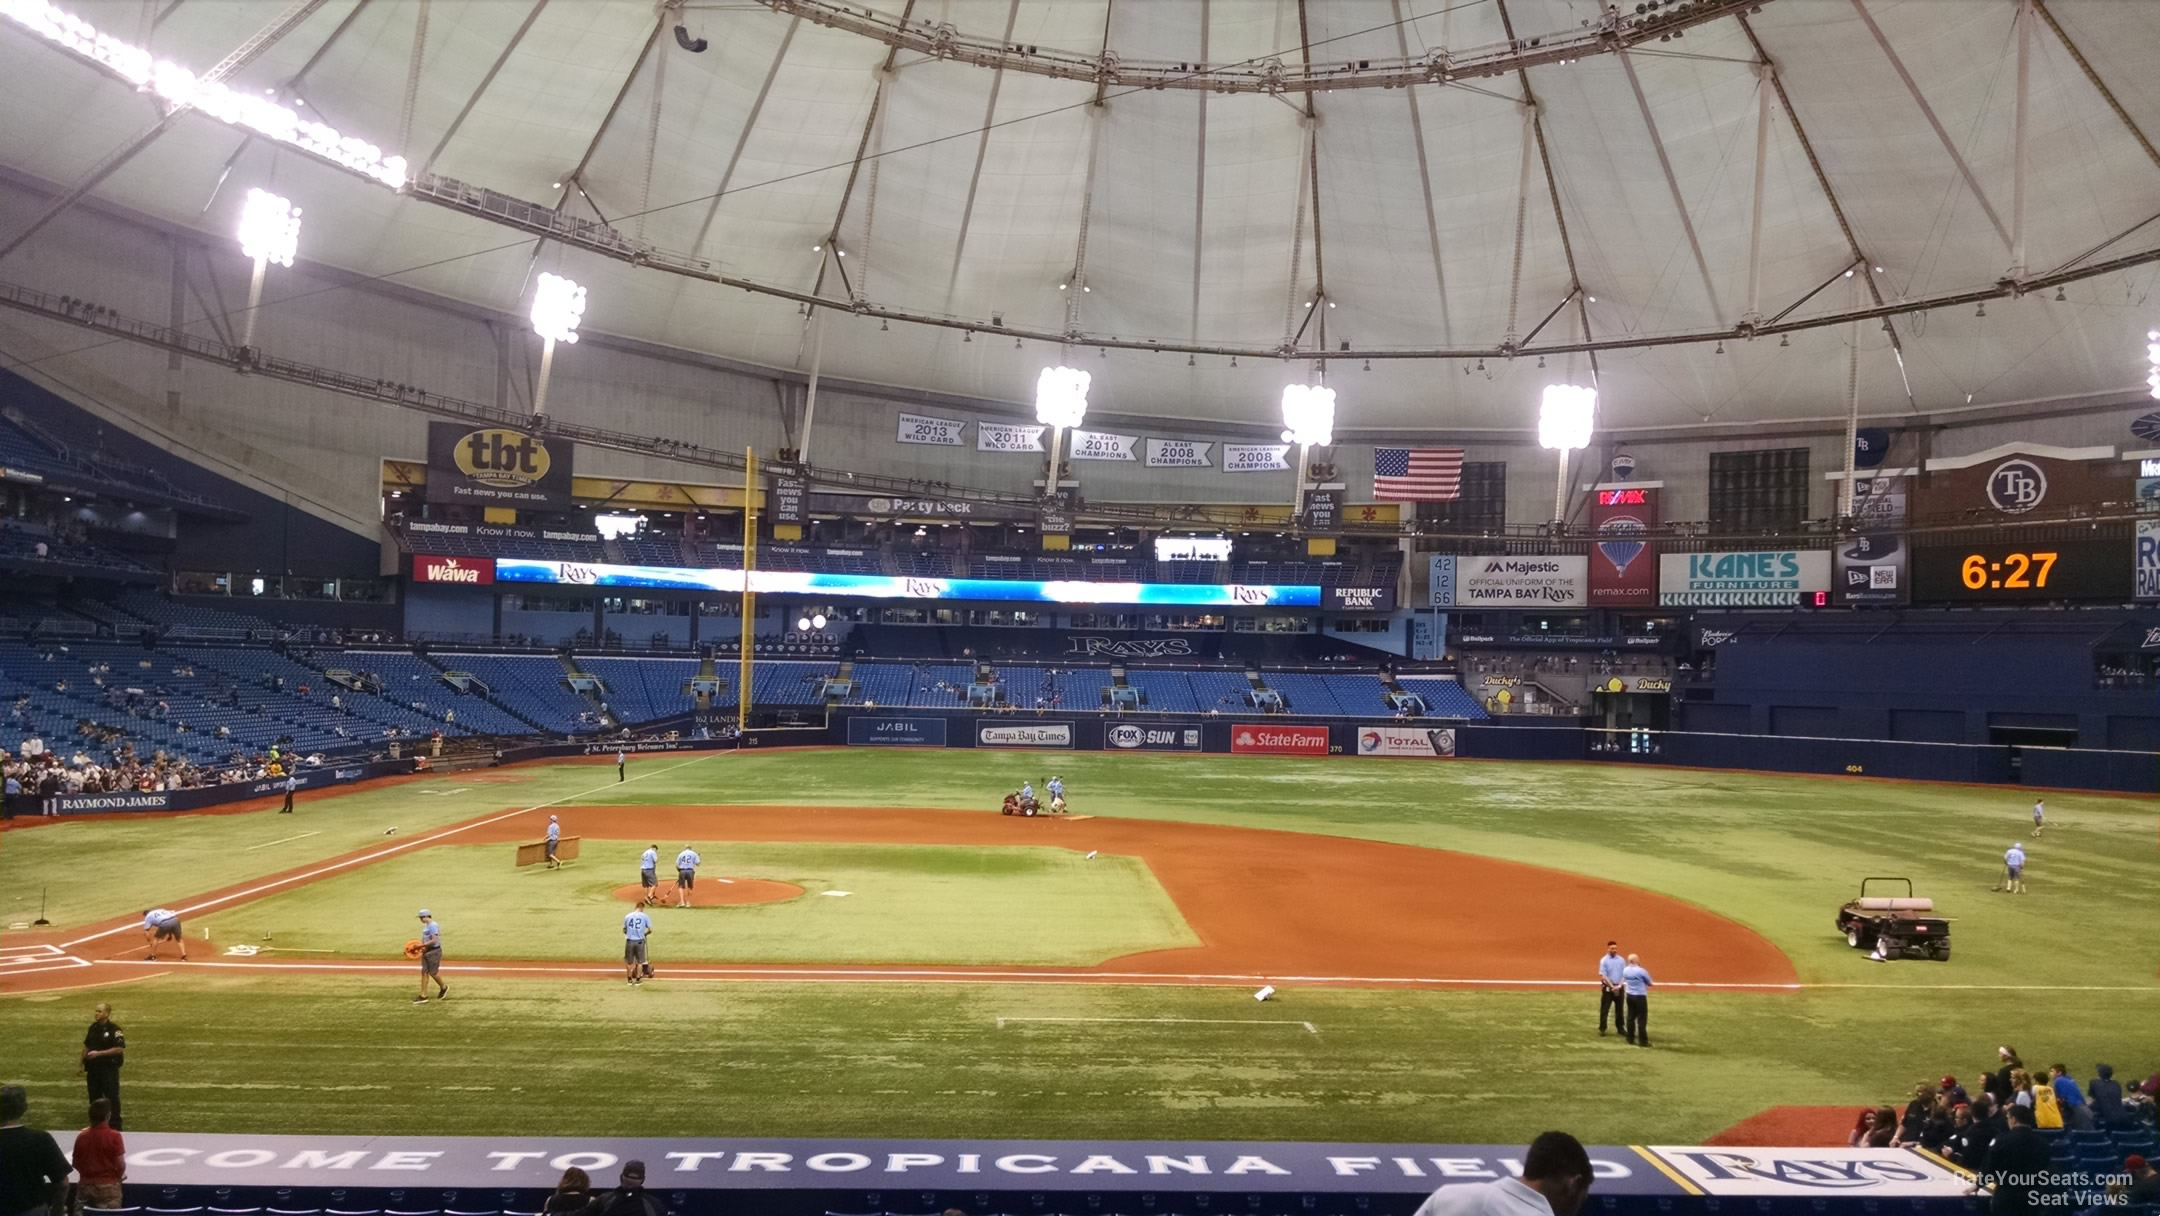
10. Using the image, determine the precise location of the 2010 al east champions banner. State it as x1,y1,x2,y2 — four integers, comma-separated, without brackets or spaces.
1588,486,1657,606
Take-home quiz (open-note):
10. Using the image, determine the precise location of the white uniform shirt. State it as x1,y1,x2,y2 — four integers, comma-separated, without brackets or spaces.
1412,1178,1556,1216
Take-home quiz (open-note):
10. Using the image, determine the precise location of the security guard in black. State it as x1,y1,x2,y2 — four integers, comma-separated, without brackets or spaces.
82,1002,125,1129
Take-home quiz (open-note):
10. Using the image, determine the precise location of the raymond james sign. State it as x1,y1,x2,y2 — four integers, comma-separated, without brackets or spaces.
101,1134,1676,1196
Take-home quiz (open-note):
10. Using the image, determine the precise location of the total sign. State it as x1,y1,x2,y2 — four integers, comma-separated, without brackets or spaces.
1230,724,1331,756
1357,726,1456,757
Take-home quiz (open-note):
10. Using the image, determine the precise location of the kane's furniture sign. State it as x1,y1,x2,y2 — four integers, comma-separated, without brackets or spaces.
978,722,1074,749
1456,556,1588,606
1230,724,1330,756
847,717,948,747
424,422,573,508
1356,726,1456,757
1658,551,1830,606
101,1133,1677,1195
410,555,495,585
1104,724,1202,751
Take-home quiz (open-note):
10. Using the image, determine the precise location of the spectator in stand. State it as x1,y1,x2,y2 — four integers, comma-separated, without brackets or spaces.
2050,1064,2093,1130
576,1160,662,1216
71,1098,124,1209
543,1166,592,1214
1411,1132,1594,1216
1988,1048,2023,1105
0,1084,72,1216
2122,1156,2159,1205
2090,1064,2126,1127
1897,1082,1935,1144
2030,1075,2063,1129
1946,1103,1989,1172
2009,1069,2035,1111
1850,1108,1894,1148
1942,1075,1971,1106
1986,1106,2054,1216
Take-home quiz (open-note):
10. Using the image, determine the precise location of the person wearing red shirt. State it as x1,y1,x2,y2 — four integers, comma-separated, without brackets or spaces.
71,1099,124,1210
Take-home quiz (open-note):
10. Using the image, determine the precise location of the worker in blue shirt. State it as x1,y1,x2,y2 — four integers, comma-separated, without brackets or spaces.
2003,842,2027,894
639,844,659,905
414,909,447,1004
1596,941,1626,1036
622,907,653,985
674,846,701,908
1621,954,1654,1047
545,815,563,869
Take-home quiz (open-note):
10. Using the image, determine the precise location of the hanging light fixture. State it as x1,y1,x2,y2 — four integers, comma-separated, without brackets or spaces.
1537,383,1597,524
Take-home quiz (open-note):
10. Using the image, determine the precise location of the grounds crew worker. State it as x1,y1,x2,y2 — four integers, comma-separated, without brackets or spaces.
81,1001,125,1129
1596,942,1626,1037
1622,954,1654,1047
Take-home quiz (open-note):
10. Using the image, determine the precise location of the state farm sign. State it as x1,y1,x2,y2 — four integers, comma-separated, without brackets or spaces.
412,555,495,585
1230,724,1330,756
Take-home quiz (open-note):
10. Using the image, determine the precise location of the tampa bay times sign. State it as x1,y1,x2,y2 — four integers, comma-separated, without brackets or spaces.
101,1135,1974,1198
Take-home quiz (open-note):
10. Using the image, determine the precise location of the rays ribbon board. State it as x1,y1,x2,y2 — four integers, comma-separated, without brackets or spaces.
494,559,1319,607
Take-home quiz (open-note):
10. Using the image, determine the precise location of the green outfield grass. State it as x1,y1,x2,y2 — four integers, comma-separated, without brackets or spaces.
5,748,2157,1144
196,841,1199,965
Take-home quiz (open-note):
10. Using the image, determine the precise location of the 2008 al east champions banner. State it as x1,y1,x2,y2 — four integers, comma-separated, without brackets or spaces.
1145,438,1213,468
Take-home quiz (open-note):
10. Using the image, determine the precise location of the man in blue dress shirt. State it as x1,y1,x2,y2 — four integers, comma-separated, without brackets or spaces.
1621,954,1654,1047
1596,942,1626,1037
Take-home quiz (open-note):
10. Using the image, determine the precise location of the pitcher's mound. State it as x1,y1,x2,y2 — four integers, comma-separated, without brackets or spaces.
610,879,804,907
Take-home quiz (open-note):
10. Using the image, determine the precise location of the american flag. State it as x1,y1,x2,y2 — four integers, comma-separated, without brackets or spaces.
1373,447,1464,501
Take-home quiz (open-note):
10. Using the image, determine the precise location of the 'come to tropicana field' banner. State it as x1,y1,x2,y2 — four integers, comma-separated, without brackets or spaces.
91,1133,1976,1198
493,558,1319,607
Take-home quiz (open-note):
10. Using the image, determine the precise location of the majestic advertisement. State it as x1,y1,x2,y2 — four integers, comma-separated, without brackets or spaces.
1069,429,1139,461
1144,438,1213,468
1103,724,1203,751
976,422,1045,453
1917,446,2129,518
2141,518,2160,600
493,559,1322,607
424,422,573,508
846,716,949,747
410,555,495,585
1658,550,1831,607
896,412,967,446
1836,475,1908,606
1588,486,1658,607
978,722,1074,749
1229,724,1330,756
1456,556,1589,607
1324,583,1398,612
1356,726,1456,757
1222,443,1291,472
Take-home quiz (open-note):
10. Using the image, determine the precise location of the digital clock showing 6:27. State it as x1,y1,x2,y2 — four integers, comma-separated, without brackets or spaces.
1913,539,2129,602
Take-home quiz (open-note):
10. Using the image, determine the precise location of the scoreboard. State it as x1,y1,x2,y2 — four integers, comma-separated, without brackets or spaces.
1911,538,2129,603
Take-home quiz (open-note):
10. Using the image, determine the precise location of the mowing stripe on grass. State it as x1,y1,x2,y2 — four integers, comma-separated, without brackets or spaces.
245,831,321,850
60,753,728,950
996,1016,1319,1033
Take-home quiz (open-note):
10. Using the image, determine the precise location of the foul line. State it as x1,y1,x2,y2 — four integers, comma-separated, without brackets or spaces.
62,753,728,949
244,831,320,851
0,968,170,999
997,1016,1318,1033
83,958,2160,993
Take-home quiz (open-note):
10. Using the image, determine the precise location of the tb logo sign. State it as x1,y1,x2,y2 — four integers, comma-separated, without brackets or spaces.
1986,458,2048,514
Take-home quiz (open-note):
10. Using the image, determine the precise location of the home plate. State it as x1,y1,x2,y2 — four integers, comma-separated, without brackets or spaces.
821,890,853,898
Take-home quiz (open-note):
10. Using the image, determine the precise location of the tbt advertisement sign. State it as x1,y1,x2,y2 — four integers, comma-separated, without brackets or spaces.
1356,726,1456,757
1659,550,1830,606
1456,556,1589,607
1230,724,1330,756
1588,486,1658,607
978,722,1074,749
1836,475,1908,605
847,717,948,747
411,555,495,585
768,473,807,527
425,422,572,508
1103,724,1203,751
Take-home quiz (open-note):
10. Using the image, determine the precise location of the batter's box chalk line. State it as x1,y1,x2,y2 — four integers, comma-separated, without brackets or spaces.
821,890,853,897
996,1016,1318,1034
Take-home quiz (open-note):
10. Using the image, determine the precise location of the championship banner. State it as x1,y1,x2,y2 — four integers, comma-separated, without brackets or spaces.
1836,475,1907,606
2137,518,2160,600
1917,444,2126,518
768,473,808,526
1588,486,1658,607
977,422,1045,453
1230,724,1330,756
1222,443,1291,472
896,412,967,447
1145,438,1213,468
1069,429,1138,461
1659,550,1831,606
1356,725,1456,757
424,422,572,508
1456,556,1588,607
1302,488,1340,533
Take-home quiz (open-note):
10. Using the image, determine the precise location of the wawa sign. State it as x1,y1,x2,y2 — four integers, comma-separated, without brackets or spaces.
411,555,495,585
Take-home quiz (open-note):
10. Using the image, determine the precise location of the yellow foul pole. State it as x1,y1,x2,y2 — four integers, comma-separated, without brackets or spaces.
737,448,757,731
